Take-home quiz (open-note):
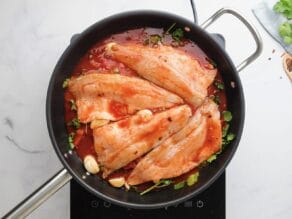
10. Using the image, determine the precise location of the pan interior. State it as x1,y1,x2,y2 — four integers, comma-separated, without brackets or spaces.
46,10,244,209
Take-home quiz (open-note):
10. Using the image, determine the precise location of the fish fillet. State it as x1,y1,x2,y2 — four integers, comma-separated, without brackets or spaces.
127,100,221,185
68,72,183,123
93,105,192,177
105,43,217,107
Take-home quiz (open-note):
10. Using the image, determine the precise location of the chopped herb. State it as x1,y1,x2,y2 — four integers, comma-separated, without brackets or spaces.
187,172,199,186
157,179,172,188
273,0,292,19
279,22,292,45
144,34,162,46
222,123,230,137
216,148,223,155
69,99,77,111
140,179,172,195
62,78,70,88
207,154,217,163
68,132,75,149
227,133,236,141
68,118,81,129
222,111,232,122
172,28,184,42
174,181,185,190
210,95,220,105
165,22,177,34
214,81,224,90
222,138,228,146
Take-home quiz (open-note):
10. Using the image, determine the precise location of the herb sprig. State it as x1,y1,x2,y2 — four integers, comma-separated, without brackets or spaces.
67,118,81,129
140,179,172,195
273,0,292,45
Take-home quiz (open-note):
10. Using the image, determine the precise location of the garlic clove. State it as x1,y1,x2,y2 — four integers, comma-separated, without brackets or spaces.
108,177,125,188
83,155,100,174
137,109,153,123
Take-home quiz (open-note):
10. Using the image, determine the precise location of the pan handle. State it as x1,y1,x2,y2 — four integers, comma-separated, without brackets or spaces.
2,168,72,219
200,7,263,72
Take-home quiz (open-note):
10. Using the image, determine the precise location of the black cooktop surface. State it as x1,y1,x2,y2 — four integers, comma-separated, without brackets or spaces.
70,172,225,219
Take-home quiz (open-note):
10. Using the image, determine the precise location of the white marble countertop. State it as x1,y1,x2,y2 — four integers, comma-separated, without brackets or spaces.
0,0,291,218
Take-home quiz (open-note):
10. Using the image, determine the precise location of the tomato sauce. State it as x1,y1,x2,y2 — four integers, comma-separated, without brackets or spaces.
64,27,228,190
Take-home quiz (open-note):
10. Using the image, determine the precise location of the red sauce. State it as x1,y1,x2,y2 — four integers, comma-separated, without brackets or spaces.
117,119,130,128
108,100,128,118
64,27,228,190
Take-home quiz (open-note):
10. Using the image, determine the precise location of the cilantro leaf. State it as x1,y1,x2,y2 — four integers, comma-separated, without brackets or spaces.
174,181,185,190
67,118,80,129
222,111,232,122
222,123,230,138
227,133,236,141
62,78,70,88
207,154,217,163
214,81,224,90
279,22,292,45
172,28,184,42
68,132,75,149
69,99,77,111
273,0,292,19
186,172,199,186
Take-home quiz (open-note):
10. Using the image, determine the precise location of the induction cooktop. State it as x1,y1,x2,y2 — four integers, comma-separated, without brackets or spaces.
70,172,225,219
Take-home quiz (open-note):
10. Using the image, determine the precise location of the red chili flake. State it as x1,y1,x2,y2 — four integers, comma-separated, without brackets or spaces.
272,49,275,53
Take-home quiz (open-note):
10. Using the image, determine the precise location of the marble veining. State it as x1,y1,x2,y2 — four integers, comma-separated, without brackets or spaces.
5,135,44,154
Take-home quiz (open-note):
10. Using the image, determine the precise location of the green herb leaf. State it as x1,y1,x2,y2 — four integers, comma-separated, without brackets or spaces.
68,118,81,129
273,0,292,19
207,154,217,163
186,172,199,186
156,180,172,188
150,34,162,44
227,133,236,141
159,179,172,186
279,22,292,45
68,132,75,149
62,78,70,88
222,138,228,146
172,28,184,42
210,95,220,105
69,99,77,111
174,181,185,190
144,34,162,46
222,111,232,122
214,81,224,90
222,123,230,138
